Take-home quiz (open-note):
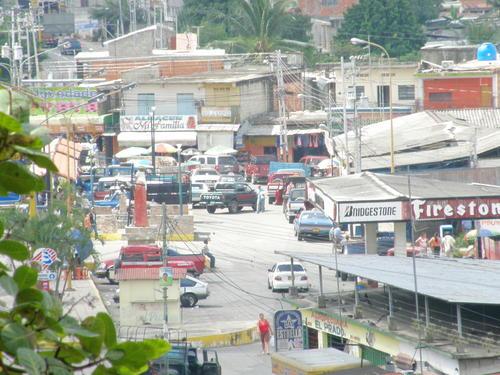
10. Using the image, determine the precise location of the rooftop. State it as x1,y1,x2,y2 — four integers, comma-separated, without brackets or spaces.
275,252,500,305
311,172,500,202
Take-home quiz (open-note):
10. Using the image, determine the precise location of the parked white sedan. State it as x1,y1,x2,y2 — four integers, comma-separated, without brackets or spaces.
267,262,309,292
191,168,220,188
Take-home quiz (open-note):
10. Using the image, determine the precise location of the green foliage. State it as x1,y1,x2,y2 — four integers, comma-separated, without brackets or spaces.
412,0,442,23
466,22,499,44
0,110,171,373
337,0,426,57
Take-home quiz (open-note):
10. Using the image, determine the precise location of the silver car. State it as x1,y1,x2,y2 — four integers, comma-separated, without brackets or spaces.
191,183,210,207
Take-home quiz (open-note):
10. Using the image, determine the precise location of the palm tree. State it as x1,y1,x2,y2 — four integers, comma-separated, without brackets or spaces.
238,0,292,52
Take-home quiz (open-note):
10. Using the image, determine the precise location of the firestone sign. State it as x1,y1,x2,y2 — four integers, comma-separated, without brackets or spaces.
411,198,500,221
120,115,197,131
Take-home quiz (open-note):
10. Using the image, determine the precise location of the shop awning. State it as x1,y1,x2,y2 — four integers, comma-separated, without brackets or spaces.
245,125,325,136
196,124,240,132
117,131,197,147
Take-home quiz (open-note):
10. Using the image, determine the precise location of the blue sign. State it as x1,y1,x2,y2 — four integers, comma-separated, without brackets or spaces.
274,310,303,352
0,193,21,205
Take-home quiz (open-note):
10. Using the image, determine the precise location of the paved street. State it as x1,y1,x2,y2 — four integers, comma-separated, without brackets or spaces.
93,202,353,374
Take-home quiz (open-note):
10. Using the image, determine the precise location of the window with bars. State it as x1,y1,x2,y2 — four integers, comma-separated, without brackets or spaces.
398,85,415,100
355,86,365,99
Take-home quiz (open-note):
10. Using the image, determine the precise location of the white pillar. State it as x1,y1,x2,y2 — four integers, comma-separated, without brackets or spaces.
393,221,407,256
364,223,377,254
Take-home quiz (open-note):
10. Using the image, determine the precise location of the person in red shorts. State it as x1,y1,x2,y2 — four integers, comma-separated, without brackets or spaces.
257,313,273,354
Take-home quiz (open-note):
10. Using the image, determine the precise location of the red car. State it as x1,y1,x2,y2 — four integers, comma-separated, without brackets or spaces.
387,246,426,257
245,155,277,183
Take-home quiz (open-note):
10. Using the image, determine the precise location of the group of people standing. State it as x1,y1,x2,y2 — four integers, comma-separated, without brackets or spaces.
416,232,457,257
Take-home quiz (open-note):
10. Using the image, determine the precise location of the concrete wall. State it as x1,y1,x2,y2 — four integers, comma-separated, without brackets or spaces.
238,79,273,121
421,46,478,65
124,83,204,115
119,279,181,326
107,29,156,58
414,166,500,186
197,131,234,151
333,63,418,108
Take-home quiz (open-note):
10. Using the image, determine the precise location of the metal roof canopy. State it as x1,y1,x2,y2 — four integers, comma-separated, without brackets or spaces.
311,172,500,203
276,252,500,305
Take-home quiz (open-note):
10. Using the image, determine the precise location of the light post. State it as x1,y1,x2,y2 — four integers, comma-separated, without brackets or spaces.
1,43,23,85
176,144,183,216
351,37,394,174
150,106,156,175
18,41,70,84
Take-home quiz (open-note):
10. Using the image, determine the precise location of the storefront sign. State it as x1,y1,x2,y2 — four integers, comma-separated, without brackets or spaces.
411,198,500,221
302,309,400,354
30,87,99,116
120,115,197,131
274,310,303,351
338,201,405,223
201,107,233,123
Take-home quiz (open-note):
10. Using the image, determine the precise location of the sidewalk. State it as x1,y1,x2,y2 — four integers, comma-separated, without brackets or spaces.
62,279,107,321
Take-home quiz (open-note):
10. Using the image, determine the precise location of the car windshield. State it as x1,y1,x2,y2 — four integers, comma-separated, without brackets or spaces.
345,243,366,254
196,170,218,176
277,264,304,272
215,183,235,190
252,155,276,164
191,184,203,189
218,156,236,165
290,189,305,201
301,212,332,224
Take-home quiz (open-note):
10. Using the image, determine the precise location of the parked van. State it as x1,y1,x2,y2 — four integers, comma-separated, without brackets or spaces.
187,154,239,174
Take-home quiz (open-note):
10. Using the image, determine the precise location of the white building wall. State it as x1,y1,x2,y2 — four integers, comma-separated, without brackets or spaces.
197,132,234,152
124,83,204,115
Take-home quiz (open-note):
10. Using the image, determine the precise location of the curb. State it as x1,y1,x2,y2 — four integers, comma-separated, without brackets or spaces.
87,275,110,315
187,326,259,348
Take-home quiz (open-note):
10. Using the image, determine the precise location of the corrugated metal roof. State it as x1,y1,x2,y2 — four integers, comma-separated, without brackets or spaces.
311,172,500,202
274,252,500,305
245,125,324,136
434,109,500,129
116,267,187,280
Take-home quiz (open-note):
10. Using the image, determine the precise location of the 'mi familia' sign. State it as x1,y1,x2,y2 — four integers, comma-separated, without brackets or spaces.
120,115,197,131
274,310,303,351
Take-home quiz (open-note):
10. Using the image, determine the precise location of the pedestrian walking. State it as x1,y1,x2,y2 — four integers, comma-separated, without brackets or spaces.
257,313,273,355
415,232,428,254
257,186,266,213
428,233,441,257
442,233,456,257
85,208,103,244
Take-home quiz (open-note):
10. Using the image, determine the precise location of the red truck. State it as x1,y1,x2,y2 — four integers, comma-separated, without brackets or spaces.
96,245,206,282
245,155,277,184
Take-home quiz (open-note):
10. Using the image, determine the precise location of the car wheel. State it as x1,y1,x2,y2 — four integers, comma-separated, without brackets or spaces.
180,293,198,307
341,273,348,282
237,206,243,212
252,204,257,212
298,235,303,241
207,206,216,214
228,200,238,214
288,216,295,224
268,198,274,205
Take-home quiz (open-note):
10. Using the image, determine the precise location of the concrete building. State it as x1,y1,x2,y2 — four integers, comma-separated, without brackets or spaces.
116,267,182,327
331,61,419,110
119,68,275,151
416,58,499,110
297,0,358,53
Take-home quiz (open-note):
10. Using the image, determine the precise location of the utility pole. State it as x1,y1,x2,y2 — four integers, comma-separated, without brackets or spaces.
118,0,124,36
161,203,169,339
341,57,350,175
129,0,137,33
276,50,288,162
350,57,361,173
30,10,40,79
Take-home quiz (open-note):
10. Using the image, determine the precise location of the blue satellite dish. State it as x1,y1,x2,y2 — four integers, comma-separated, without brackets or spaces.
477,43,497,61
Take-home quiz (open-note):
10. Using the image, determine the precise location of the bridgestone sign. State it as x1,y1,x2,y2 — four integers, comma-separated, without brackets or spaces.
338,201,404,223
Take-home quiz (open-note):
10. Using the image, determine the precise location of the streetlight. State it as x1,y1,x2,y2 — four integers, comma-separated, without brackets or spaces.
150,106,156,175
1,43,23,85
18,41,71,84
351,37,395,174
176,143,183,216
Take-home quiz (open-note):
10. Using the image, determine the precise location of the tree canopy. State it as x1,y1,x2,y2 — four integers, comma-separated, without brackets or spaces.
337,0,426,57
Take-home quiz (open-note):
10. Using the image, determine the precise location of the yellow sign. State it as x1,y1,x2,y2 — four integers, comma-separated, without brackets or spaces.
301,309,401,355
